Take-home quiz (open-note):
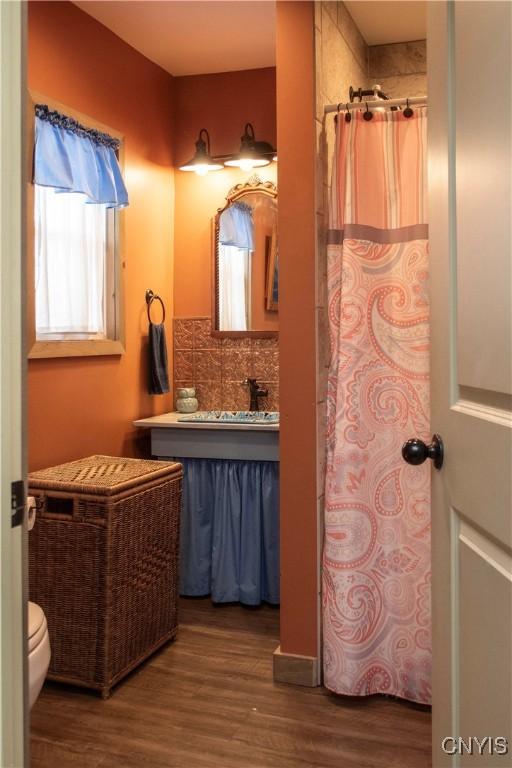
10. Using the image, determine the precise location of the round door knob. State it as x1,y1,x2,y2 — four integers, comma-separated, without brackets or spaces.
401,434,444,470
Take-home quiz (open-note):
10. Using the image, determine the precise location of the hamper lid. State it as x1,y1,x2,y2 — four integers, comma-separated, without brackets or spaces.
28,455,182,496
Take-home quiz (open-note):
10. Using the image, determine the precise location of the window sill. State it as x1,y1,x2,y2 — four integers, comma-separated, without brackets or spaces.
28,339,125,359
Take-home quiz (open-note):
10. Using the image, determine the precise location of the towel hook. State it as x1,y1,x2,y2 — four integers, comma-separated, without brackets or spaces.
145,289,166,324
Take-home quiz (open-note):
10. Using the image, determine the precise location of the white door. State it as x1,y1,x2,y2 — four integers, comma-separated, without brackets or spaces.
427,1,512,766
0,1,27,766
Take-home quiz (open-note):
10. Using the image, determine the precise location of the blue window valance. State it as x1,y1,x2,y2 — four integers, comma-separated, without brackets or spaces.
219,201,254,250
33,104,129,209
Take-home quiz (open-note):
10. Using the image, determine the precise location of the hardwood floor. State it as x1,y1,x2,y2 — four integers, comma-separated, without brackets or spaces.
31,598,431,768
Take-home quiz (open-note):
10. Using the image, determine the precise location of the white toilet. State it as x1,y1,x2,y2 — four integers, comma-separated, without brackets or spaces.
27,498,51,710
28,601,51,710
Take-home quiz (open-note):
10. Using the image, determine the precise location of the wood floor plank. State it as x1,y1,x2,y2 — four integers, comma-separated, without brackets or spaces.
31,739,105,768
31,597,431,768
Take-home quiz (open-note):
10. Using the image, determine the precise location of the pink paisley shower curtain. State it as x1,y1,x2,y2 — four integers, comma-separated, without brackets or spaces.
323,106,431,705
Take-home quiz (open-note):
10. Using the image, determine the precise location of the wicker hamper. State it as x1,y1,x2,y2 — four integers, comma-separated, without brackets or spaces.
28,455,182,698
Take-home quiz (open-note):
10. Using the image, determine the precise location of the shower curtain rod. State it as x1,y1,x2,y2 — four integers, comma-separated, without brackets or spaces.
324,95,427,114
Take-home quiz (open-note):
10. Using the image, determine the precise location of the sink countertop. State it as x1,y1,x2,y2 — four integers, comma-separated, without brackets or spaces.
133,411,279,432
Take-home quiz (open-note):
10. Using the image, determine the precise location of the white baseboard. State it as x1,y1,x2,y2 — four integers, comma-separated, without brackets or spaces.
273,645,321,687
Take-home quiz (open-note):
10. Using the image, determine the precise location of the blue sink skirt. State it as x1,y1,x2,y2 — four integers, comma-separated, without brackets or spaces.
177,458,280,606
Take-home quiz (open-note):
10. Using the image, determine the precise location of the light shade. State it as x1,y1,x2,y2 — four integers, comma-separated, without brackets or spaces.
224,123,275,171
179,129,223,175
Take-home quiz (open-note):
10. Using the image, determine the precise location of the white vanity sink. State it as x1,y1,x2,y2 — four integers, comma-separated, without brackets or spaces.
133,411,279,461
177,410,279,425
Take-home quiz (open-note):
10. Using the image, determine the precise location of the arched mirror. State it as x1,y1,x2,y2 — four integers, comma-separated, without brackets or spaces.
213,175,278,337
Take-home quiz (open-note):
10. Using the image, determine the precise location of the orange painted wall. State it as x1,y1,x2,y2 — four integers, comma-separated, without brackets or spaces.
173,68,277,319
276,1,319,658
28,1,175,471
27,3,319,659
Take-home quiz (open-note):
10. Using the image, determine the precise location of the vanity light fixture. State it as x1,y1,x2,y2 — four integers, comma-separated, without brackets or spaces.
179,128,223,176
224,123,275,171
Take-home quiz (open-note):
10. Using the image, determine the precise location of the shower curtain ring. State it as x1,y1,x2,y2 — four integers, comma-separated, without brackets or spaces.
345,103,351,123
363,102,373,121
404,98,414,118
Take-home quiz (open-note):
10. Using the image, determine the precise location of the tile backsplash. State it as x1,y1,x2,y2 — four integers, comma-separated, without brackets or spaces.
173,318,279,412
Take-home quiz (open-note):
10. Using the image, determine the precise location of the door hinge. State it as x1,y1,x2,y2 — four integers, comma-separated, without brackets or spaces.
11,480,25,528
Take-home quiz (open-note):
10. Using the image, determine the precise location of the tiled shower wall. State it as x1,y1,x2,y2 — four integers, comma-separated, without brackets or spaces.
173,318,279,412
369,40,427,99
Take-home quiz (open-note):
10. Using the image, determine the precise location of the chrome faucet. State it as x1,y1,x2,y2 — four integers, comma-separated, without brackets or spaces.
243,378,268,411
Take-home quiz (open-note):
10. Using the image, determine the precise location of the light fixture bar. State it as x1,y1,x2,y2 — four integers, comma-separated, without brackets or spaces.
179,125,277,174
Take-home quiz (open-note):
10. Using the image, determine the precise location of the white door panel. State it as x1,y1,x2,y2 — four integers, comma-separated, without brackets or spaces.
454,2,511,398
429,2,512,766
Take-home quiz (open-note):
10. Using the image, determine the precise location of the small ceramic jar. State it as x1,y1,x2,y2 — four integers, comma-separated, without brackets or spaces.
176,387,198,413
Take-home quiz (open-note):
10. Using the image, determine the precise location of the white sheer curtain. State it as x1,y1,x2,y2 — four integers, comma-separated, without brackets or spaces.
35,185,107,336
218,245,251,331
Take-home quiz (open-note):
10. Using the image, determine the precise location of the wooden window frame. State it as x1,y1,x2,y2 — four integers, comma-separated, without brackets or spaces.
26,91,126,358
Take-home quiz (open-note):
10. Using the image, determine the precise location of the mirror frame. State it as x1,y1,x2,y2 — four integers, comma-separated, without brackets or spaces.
212,174,278,338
